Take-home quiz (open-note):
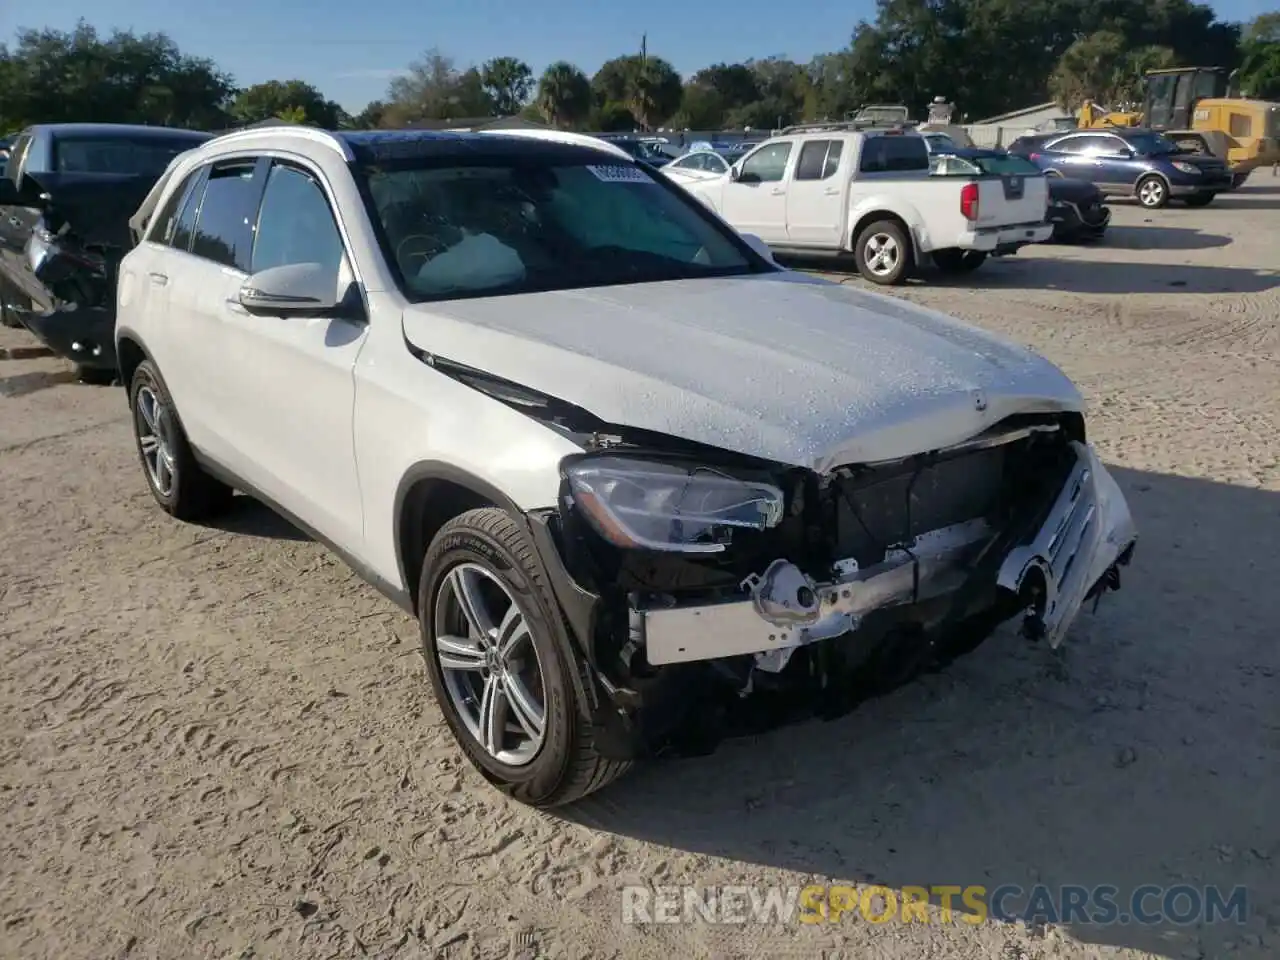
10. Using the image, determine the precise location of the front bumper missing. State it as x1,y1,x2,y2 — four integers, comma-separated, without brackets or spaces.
632,442,1136,666
18,304,118,371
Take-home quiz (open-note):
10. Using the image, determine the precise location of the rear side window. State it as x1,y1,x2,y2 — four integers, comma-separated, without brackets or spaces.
171,169,207,252
795,140,845,181
858,135,929,173
149,169,204,247
51,134,206,176
251,163,345,276
190,160,262,271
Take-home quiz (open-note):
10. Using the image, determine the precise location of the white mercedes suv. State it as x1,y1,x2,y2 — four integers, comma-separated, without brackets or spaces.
116,126,1137,807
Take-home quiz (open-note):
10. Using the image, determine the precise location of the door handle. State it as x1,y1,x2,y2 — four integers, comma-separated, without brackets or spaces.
148,272,168,286
770,188,785,196
823,187,840,195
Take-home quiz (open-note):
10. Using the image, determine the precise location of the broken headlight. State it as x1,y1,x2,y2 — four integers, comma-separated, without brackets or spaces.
564,456,784,554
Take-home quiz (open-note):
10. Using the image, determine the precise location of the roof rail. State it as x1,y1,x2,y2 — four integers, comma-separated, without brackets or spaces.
477,128,635,162
202,123,354,161
779,120,920,135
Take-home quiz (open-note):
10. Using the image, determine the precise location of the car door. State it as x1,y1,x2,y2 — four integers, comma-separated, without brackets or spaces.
157,157,266,466
785,139,846,245
1088,134,1142,189
216,158,367,547
1038,135,1107,181
720,140,794,242
117,163,207,377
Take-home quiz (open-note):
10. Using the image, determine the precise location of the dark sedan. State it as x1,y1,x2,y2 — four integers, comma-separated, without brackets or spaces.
1007,128,1232,209
931,147,1110,242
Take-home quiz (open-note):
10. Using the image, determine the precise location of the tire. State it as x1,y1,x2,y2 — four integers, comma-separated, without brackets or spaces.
932,248,988,273
854,218,912,285
129,359,233,521
419,507,631,807
1181,192,1215,208
1135,174,1169,209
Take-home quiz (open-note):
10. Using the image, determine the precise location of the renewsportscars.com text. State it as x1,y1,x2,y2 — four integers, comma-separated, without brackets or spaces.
621,883,1249,927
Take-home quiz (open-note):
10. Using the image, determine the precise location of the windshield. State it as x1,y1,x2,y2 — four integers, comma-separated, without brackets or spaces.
971,154,1041,175
52,134,209,175
360,159,759,302
1124,132,1178,156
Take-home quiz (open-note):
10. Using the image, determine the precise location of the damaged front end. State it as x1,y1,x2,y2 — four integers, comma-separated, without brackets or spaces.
0,172,156,375
424,355,1138,760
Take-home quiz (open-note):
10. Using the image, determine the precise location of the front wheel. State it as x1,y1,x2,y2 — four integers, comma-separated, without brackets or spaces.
854,219,912,285
1136,175,1169,209
1181,192,1215,208
419,507,631,807
932,248,988,273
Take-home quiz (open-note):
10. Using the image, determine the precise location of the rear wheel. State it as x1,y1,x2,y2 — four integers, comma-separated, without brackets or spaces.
932,249,988,274
1181,192,1215,208
129,359,233,520
419,507,631,807
854,219,912,285
1136,175,1169,209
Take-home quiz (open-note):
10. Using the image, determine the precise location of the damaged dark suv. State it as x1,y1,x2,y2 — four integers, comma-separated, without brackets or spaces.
0,122,210,379
115,126,1138,807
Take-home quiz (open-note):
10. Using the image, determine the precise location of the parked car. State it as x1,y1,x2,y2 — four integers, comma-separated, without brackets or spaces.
681,128,1053,284
0,122,210,377
931,147,1110,243
594,135,675,167
1007,127,1233,209
116,126,1137,807
660,147,733,185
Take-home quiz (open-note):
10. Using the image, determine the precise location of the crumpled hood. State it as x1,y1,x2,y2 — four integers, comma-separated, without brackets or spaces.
401,271,1084,470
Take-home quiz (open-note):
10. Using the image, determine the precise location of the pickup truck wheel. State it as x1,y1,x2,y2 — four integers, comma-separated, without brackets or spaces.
854,219,912,285
1135,175,1169,209
419,507,631,807
129,359,233,520
932,249,988,273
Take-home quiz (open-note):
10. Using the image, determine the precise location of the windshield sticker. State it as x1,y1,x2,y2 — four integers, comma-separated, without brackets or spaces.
586,164,654,183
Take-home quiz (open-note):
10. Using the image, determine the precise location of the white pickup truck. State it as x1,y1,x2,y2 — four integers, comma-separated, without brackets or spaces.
678,127,1053,285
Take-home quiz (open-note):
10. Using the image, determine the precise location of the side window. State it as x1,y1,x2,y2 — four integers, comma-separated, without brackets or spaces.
1093,137,1130,157
738,143,792,183
822,141,844,178
190,159,261,271
250,163,345,276
171,168,208,252
795,140,833,181
149,169,203,247
858,136,929,173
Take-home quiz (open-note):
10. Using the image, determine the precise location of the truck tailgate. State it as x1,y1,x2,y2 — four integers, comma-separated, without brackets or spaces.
975,174,1047,227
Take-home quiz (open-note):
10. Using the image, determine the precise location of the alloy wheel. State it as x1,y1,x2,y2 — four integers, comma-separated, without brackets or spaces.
1138,179,1165,207
136,385,177,498
434,562,547,767
864,233,901,277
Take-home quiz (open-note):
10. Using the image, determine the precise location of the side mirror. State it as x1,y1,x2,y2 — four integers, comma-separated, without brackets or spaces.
239,262,341,316
729,164,742,182
739,232,776,264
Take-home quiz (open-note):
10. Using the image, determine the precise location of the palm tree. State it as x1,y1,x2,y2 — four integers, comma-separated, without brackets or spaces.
536,62,591,129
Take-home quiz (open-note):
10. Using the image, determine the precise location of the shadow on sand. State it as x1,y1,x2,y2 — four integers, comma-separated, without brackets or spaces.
561,467,1280,958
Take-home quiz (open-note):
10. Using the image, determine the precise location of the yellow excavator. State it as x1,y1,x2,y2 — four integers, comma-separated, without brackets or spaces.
1076,66,1280,185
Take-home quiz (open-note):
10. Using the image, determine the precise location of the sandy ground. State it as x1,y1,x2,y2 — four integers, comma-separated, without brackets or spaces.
1,183,1278,960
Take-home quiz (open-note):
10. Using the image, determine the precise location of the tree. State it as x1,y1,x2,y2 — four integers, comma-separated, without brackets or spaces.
591,54,683,129
1238,14,1280,100
230,80,343,127
383,48,494,125
0,20,235,130
480,57,533,115
535,62,591,128
351,100,388,129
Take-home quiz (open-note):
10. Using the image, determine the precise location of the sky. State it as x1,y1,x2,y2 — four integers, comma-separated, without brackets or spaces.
1,0,1270,114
